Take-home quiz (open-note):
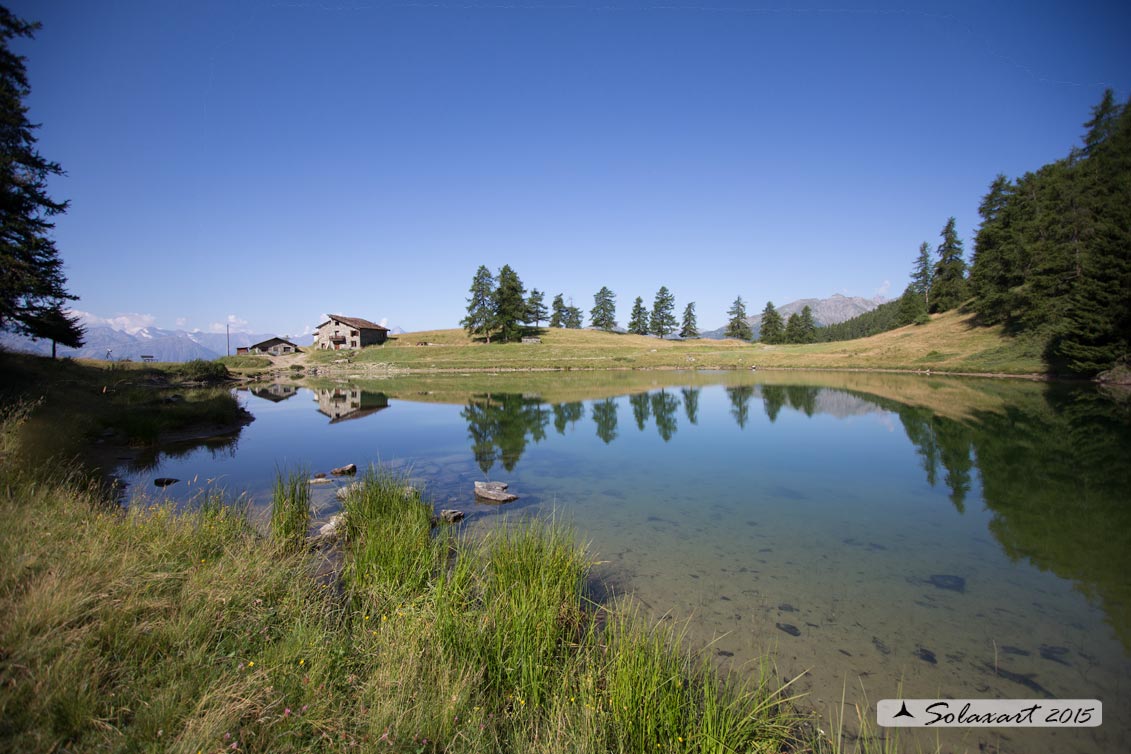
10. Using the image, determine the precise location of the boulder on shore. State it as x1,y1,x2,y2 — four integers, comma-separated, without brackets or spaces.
310,513,346,547
474,480,518,504
331,463,357,476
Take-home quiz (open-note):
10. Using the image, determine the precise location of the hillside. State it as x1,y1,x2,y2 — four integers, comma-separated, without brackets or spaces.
700,293,883,339
306,309,1045,376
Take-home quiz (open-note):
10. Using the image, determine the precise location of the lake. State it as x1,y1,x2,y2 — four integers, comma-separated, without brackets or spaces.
119,370,1131,754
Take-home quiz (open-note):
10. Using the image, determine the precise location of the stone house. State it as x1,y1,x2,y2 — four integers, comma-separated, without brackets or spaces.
248,337,299,356
313,315,389,350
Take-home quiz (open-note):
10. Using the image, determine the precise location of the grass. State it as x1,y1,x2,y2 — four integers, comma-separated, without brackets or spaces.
217,354,273,370
270,467,311,552
303,310,1048,376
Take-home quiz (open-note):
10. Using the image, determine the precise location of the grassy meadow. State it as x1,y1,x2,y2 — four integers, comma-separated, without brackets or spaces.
306,310,1046,377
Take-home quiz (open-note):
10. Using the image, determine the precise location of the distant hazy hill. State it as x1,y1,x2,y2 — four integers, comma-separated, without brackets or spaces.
702,294,884,340
1,326,279,362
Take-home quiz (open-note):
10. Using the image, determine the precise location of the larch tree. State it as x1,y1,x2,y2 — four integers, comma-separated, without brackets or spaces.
679,301,698,339
461,265,496,342
590,286,618,331
549,293,566,328
784,312,803,343
650,286,677,339
798,305,817,343
0,8,80,341
526,289,548,327
929,217,969,313
492,265,527,342
724,296,752,341
759,301,784,344
910,241,933,310
627,296,650,335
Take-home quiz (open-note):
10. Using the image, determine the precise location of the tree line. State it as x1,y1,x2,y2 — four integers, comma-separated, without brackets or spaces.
461,267,701,342
821,90,1131,374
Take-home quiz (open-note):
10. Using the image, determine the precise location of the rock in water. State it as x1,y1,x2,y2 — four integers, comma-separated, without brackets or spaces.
928,574,966,593
308,477,332,485
775,622,801,637
916,647,938,665
154,477,179,488
474,481,518,504
438,509,465,524
330,463,357,476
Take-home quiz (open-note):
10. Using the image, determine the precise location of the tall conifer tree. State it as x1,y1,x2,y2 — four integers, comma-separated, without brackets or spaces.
724,296,752,340
650,286,676,338
929,217,969,313
492,265,526,342
590,286,618,331
627,296,650,335
461,265,496,342
0,9,80,339
549,293,566,328
759,301,784,344
679,302,698,339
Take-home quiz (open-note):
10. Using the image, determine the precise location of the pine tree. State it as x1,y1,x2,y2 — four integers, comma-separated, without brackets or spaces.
526,289,548,327
564,304,583,329
1057,91,1131,373
461,265,496,342
679,302,698,339
798,305,817,343
969,175,1018,325
627,296,650,335
910,241,933,309
590,286,618,331
25,302,84,358
784,313,803,344
492,265,527,342
896,285,929,326
724,296,752,340
650,286,677,338
0,9,79,339
549,293,566,328
929,217,969,313
759,301,784,344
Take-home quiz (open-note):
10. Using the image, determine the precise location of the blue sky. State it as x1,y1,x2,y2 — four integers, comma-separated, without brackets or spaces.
9,0,1131,336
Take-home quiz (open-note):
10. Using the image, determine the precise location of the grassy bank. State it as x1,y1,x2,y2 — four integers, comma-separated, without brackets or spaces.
0,351,249,471
307,310,1046,376
0,365,839,753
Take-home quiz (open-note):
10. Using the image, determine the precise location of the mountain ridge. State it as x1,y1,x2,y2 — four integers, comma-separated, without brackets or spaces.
701,293,884,340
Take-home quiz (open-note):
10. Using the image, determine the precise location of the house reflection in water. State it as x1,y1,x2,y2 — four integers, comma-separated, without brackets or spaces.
313,387,390,424
248,384,300,403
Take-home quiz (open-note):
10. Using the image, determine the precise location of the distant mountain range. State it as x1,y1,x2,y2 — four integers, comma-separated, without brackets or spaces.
1,322,405,362
701,294,884,340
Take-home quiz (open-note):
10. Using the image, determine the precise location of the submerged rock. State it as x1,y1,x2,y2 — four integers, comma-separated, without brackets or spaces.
928,574,966,593
775,622,801,637
474,481,518,504
916,647,938,665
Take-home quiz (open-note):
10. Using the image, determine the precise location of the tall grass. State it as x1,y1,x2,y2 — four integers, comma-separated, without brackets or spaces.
270,467,310,552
